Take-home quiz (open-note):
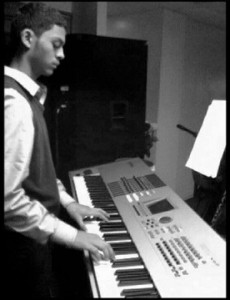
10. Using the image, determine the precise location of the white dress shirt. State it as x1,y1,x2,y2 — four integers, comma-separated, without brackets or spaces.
4,66,78,246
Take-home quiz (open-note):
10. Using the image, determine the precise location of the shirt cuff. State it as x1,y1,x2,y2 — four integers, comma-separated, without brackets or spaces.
50,218,78,248
59,190,76,208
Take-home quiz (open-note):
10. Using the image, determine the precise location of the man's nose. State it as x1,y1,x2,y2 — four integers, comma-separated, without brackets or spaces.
57,47,65,60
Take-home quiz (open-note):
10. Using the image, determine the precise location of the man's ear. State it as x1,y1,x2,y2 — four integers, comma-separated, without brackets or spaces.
21,29,34,49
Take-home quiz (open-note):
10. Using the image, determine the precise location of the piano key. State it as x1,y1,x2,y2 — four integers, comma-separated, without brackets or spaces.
73,174,160,298
91,201,116,206
115,270,151,280
121,287,159,297
73,176,93,207
118,279,153,287
85,231,158,296
116,275,151,283
86,222,129,242
112,258,143,268
100,219,123,224
116,273,151,281
86,222,103,238
113,249,138,256
115,268,150,275
111,246,137,253
122,287,158,294
100,227,127,232
109,242,136,249
116,275,151,282
109,214,123,221
125,296,156,299
89,194,112,198
93,260,157,298
115,253,140,260
103,233,131,242
113,264,144,271
100,223,126,229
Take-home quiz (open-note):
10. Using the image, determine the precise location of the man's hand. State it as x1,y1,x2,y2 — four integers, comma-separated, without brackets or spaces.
73,230,115,263
66,202,110,231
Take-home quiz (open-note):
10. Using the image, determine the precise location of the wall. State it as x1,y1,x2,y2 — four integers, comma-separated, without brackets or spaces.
106,5,225,200
107,8,163,163
44,2,72,12
107,8,163,124
45,2,226,200
155,10,186,194
175,18,226,198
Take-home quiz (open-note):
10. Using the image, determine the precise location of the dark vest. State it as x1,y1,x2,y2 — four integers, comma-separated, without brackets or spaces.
5,75,60,215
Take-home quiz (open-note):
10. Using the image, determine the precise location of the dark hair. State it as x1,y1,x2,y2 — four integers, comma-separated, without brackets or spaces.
9,3,67,58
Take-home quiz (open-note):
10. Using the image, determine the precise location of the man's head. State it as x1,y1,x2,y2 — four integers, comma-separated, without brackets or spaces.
9,3,67,78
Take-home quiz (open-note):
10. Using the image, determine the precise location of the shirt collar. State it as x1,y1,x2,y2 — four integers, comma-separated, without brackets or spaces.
4,66,48,105
4,66,40,97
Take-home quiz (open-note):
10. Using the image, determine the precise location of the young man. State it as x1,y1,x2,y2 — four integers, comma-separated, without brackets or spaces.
4,3,114,298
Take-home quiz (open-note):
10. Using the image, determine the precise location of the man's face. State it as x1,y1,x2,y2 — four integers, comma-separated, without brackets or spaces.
29,24,66,78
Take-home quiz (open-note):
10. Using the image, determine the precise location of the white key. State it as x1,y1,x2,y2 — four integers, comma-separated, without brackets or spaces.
73,180,155,297
73,176,92,207
86,222,103,238
93,260,154,298
86,221,155,297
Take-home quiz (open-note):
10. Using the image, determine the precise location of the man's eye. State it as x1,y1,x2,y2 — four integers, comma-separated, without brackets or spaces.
53,42,61,49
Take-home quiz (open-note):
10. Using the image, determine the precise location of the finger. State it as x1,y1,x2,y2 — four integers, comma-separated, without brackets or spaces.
91,253,99,263
97,242,115,261
100,209,110,219
106,244,115,261
89,234,115,261
95,209,110,222
97,214,109,222
78,220,87,231
90,247,101,263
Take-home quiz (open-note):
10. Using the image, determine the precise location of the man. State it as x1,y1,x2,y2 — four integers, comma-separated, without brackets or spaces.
4,3,114,298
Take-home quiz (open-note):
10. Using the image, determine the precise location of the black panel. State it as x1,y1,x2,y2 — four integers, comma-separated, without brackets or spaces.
41,34,148,186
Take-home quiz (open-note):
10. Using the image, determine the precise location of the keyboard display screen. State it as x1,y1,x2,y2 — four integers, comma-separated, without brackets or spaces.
147,198,174,215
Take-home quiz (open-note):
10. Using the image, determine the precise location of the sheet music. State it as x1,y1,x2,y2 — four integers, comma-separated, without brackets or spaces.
186,100,226,178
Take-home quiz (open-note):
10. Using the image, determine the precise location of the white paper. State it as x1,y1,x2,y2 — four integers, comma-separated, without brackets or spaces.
186,100,226,178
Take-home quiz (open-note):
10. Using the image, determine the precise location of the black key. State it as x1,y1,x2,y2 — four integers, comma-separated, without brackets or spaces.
112,258,142,268
116,274,150,281
103,233,130,241
90,196,112,200
115,270,150,279
118,279,152,286
110,244,136,252
121,287,158,297
109,242,135,248
98,208,118,214
100,226,126,231
92,202,114,207
124,293,159,299
100,223,125,229
113,249,137,255
115,268,147,274
109,214,122,220
100,227,126,232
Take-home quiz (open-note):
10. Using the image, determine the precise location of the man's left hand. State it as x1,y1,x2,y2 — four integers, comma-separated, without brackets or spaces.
66,202,110,231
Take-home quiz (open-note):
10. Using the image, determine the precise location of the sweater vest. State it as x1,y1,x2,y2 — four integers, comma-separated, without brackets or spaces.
5,75,60,215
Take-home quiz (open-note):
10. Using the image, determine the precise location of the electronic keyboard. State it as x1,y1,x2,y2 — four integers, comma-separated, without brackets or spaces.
69,157,226,298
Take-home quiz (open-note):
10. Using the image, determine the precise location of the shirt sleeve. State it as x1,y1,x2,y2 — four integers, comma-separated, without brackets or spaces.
56,179,76,208
4,89,78,246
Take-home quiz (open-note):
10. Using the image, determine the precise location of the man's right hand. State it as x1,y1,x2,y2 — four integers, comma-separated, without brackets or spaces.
73,230,115,263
